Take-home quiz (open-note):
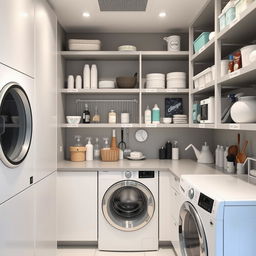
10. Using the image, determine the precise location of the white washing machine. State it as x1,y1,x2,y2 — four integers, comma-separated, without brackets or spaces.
98,170,159,251
0,63,34,204
179,174,256,256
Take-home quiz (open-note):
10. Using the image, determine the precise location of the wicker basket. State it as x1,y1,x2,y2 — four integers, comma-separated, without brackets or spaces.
101,148,119,162
70,146,86,162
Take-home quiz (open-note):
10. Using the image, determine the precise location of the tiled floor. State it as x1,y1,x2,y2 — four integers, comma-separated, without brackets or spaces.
57,247,176,256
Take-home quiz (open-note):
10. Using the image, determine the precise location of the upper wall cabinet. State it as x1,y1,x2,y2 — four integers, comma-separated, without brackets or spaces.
34,0,57,182
0,0,34,77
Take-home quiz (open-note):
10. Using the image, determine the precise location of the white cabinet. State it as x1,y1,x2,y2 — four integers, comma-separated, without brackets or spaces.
0,186,34,256
0,0,34,77
57,171,98,241
34,0,57,182
34,172,56,256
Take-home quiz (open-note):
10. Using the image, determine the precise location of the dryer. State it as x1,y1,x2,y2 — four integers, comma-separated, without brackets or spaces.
179,174,256,256
98,170,158,251
0,63,34,204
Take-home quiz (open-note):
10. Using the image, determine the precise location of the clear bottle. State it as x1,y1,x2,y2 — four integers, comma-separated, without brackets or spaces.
152,104,160,124
83,104,90,123
92,105,100,123
85,137,93,161
94,137,100,160
145,105,152,124
108,110,117,124
74,135,82,146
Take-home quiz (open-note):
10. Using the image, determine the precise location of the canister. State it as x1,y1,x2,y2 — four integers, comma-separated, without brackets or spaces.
69,146,86,162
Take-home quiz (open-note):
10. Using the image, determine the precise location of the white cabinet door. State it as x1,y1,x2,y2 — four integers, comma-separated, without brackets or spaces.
34,172,57,256
0,0,34,77
57,171,98,241
34,0,57,182
159,171,173,241
0,186,34,256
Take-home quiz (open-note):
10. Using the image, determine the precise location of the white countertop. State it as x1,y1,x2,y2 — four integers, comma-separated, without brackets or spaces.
57,159,224,178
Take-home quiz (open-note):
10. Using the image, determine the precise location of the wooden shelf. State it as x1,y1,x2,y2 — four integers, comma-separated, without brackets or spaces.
191,38,215,63
217,1,256,44
61,89,140,94
141,88,189,94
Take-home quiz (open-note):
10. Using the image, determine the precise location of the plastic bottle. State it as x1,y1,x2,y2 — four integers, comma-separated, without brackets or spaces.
172,141,179,160
145,105,152,124
165,141,172,159
224,146,228,170
91,64,98,89
228,55,234,73
83,64,90,89
215,145,220,166
86,137,93,161
152,104,160,124
82,104,90,123
94,137,100,160
75,75,82,90
219,146,224,168
67,75,75,89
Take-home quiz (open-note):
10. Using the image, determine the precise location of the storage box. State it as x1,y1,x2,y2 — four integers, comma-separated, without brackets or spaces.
100,149,119,162
193,32,210,53
68,39,101,51
226,6,236,25
236,0,255,16
192,67,214,89
219,12,226,31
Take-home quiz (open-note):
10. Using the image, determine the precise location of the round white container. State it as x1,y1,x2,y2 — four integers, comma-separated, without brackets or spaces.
167,72,186,79
163,35,181,52
121,113,130,124
91,64,98,89
75,75,82,89
146,80,165,89
241,45,256,67
231,96,256,123
221,60,229,77
146,73,165,80
67,75,75,89
99,80,115,89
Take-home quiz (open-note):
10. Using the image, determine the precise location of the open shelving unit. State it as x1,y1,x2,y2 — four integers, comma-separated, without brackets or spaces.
188,0,256,131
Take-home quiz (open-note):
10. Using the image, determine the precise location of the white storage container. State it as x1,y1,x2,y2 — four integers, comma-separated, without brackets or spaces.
220,60,229,77
193,67,213,89
204,68,213,84
69,39,101,51
241,45,256,67
236,0,255,17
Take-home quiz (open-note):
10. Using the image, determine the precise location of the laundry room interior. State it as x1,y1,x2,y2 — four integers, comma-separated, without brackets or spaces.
1,0,256,256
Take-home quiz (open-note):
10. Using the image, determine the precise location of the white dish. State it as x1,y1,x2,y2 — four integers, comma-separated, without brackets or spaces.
167,72,186,78
99,80,115,89
127,156,146,161
130,151,143,159
68,39,101,51
118,45,137,51
162,117,172,124
66,116,81,124
146,73,165,79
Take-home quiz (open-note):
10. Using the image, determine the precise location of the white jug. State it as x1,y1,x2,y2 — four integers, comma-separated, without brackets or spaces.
163,35,181,52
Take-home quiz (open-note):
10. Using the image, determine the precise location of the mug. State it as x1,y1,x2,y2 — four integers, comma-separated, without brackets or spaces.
121,113,130,124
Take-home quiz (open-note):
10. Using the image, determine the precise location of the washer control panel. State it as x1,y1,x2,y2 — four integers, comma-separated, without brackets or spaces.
125,171,132,179
139,171,155,178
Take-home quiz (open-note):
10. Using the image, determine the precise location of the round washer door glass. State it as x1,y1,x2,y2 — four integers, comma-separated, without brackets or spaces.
0,83,32,168
179,202,208,256
102,180,155,232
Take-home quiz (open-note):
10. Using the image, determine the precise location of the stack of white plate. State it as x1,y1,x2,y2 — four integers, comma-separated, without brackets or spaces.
146,73,165,89
173,114,188,124
118,45,137,51
167,72,186,89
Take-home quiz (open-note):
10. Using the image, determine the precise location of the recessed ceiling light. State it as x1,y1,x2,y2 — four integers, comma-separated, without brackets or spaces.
83,12,90,18
159,12,166,18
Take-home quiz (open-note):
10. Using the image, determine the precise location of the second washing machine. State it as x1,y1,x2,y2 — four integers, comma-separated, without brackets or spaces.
98,170,159,251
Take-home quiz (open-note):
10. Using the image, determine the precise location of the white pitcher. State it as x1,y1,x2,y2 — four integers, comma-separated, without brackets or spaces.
163,35,181,52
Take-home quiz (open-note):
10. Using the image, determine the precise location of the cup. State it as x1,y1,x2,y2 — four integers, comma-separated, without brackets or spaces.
121,113,130,124
237,163,246,175
226,161,235,173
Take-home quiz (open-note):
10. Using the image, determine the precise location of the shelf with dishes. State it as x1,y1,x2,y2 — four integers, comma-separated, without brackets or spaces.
60,88,140,94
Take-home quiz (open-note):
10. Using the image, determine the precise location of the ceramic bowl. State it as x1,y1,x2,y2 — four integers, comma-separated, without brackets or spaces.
162,117,172,124
66,116,81,124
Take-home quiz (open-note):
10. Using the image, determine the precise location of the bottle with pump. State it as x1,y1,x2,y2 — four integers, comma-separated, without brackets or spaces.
172,141,179,160
152,104,160,124
85,137,93,161
74,135,82,146
145,105,152,124
94,137,100,160
83,104,91,123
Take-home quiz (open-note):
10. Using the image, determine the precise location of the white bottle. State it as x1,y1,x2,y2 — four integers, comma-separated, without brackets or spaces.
94,137,100,160
215,145,220,166
219,146,224,168
91,64,98,89
67,75,74,89
83,64,90,89
224,146,228,170
172,140,179,160
86,137,93,161
145,105,152,124
75,75,82,90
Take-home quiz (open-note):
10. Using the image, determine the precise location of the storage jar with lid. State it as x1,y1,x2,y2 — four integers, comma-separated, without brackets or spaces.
108,110,117,123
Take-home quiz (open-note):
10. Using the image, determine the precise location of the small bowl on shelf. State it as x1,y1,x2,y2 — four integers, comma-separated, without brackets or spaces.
66,116,81,124
116,73,137,88
162,117,172,124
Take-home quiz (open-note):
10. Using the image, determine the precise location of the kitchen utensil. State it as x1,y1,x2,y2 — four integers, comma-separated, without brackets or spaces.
228,145,238,156
116,73,137,88
66,116,81,124
236,140,248,163
185,142,214,164
118,128,126,151
163,35,181,52
231,96,256,123
118,45,137,51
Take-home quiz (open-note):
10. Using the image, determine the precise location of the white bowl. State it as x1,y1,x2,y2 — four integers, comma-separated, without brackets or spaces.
99,80,115,89
162,117,172,124
66,116,81,124
167,72,186,79
130,151,143,159
146,73,165,80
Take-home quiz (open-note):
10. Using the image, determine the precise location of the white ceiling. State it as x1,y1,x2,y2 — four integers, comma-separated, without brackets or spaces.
48,0,206,33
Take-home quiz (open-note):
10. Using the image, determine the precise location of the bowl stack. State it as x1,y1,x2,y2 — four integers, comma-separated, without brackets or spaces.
146,73,165,89
167,72,186,89
173,114,188,124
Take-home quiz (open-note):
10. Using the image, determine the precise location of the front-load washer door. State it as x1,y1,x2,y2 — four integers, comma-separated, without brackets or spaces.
102,180,155,232
179,202,208,256
0,83,32,168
